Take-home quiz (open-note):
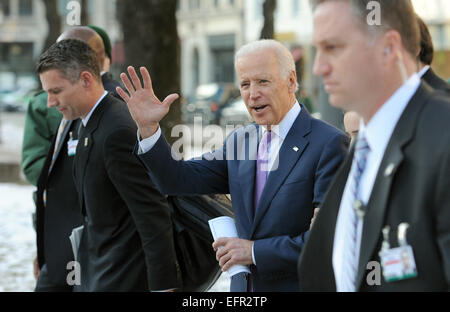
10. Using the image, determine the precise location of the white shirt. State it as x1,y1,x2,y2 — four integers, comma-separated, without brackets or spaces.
260,101,301,175
81,91,108,127
417,65,430,78
332,74,421,292
138,101,302,266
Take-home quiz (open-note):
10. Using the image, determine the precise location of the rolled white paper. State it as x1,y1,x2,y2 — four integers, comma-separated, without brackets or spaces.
208,216,251,277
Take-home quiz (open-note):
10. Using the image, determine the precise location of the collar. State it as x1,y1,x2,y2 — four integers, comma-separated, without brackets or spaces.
82,90,108,127
261,101,301,140
417,65,430,78
359,73,420,156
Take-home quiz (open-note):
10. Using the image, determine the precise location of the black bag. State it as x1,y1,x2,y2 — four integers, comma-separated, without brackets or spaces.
167,194,234,292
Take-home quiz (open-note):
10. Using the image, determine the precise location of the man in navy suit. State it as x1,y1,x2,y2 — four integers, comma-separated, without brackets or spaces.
117,40,348,291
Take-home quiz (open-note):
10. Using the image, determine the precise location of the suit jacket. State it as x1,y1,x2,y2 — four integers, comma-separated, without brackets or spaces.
101,72,122,99
137,105,349,291
35,119,83,286
297,83,450,291
422,68,450,94
73,94,181,291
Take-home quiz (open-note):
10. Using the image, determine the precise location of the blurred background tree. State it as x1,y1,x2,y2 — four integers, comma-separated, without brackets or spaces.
260,0,277,39
116,0,181,145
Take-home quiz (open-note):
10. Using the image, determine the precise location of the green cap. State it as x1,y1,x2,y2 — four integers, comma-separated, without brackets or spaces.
88,25,112,61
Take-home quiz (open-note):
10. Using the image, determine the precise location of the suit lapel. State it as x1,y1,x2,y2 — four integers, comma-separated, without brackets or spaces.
355,84,429,289
48,120,73,175
238,125,258,231
74,95,109,215
250,109,311,236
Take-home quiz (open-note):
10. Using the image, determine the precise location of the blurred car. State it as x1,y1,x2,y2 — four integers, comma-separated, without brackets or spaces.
182,83,240,125
0,76,38,112
0,89,33,112
219,97,253,127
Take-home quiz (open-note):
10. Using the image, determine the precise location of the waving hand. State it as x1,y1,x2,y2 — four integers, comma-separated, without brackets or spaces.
117,66,179,139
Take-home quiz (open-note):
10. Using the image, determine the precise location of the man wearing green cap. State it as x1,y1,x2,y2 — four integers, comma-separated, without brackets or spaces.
88,25,122,93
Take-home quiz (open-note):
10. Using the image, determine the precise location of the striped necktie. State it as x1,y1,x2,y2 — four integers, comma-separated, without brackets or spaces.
340,135,370,292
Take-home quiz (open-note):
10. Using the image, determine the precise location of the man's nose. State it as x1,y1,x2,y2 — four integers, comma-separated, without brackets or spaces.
249,84,260,100
47,95,57,108
313,52,331,77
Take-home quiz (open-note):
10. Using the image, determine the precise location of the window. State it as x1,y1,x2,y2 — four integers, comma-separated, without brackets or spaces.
292,0,300,17
189,0,200,10
19,0,33,16
0,0,10,16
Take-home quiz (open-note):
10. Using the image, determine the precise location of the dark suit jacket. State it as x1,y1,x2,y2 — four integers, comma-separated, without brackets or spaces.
35,119,83,287
297,83,450,291
101,72,122,99
73,94,181,291
137,105,349,291
422,68,450,94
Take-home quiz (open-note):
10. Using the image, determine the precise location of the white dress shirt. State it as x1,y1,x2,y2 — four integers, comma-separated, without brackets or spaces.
417,65,430,78
138,101,302,266
81,91,108,127
332,74,421,292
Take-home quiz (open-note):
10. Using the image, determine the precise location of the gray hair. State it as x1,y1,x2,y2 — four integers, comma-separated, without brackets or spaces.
235,40,299,92
36,39,101,83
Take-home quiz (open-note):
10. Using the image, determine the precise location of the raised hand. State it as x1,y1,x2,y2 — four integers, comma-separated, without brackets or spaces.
117,66,179,139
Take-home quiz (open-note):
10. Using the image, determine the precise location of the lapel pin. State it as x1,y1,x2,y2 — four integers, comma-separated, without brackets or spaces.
84,138,89,147
293,146,299,152
384,163,395,177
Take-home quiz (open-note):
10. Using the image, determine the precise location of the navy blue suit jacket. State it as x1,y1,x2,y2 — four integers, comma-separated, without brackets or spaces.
138,105,349,291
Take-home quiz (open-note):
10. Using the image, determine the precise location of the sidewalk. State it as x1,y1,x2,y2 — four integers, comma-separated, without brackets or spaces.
0,112,25,184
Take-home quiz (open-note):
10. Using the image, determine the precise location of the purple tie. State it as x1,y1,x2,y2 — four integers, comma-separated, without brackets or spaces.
254,131,272,216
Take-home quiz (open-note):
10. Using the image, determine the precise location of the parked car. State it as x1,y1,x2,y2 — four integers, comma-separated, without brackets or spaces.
219,97,253,127
182,83,240,125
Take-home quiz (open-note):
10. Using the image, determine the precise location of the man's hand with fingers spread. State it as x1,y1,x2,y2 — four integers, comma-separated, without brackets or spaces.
117,66,179,139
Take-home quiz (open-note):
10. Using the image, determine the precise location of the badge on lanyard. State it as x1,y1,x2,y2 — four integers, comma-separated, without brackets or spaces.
67,131,78,156
379,223,418,282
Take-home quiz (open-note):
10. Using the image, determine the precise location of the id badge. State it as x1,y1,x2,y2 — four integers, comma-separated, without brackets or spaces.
379,223,418,283
380,245,418,282
67,139,78,156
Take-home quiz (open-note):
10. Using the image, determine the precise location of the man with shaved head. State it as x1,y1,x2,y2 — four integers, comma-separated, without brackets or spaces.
22,26,120,291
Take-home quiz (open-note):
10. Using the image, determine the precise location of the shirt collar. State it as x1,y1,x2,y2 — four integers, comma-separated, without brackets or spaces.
417,65,430,78
82,90,108,127
359,73,420,156
261,101,301,140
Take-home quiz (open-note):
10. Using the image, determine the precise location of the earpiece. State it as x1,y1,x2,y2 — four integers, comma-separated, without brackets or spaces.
385,46,391,55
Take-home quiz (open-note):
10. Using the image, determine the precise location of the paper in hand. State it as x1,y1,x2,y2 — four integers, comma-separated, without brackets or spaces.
208,216,251,277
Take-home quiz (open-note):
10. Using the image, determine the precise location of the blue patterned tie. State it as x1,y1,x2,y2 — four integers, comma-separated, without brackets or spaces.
341,135,370,292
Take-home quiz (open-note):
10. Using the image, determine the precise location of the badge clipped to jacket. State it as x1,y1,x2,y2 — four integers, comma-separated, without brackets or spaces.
67,131,78,157
379,223,418,282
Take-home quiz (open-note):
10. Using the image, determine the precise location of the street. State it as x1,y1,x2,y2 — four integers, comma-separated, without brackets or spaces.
0,112,230,291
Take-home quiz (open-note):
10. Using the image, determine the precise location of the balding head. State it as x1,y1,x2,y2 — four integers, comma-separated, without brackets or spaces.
57,26,105,71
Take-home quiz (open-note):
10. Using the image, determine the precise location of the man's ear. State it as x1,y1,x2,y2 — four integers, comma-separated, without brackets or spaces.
80,71,94,88
381,30,402,61
288,70,298,93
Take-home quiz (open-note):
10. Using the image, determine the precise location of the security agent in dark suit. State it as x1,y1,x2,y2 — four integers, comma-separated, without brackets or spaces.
37,39,181,291
117,40,348,292
298,0,450,291
33,27,124,291
416,15,450,93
